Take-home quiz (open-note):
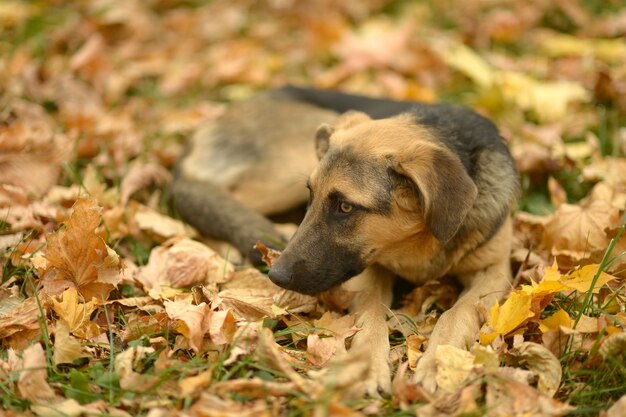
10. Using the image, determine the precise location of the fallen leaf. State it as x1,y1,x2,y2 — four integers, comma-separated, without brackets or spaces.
435,345,477,393
537,32,626,64
542,200,620,261
210,378,298,397
17,343,57,402
189,393,272,417
136,238,233,298
607,394,626,417
305,312,358,367
509,342,562,397
114,346,158,391
485,375,573,416
134,206,196,241
598,332,626,361
120,162,172,204
40,197,121,300
164,300,211,353
0,297,44,347
392,361,429,404
53,322,87,365
481,291,534,344
31,399,133,417
178,370,213,398
406,334,427,370
208,309,236,345
560,264,618,294
257,327,310,392
50,288,100,339
254,241,281,267
540,309,572,333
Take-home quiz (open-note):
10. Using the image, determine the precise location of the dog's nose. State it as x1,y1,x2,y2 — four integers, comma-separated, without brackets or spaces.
268,263,293,288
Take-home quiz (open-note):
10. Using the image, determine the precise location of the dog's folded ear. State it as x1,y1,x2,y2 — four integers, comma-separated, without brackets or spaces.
315,111,372,160
396,144,478,243
315,123,334,159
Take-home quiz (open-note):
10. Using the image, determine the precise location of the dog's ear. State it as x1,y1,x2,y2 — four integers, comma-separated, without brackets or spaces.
335,110,371,130
396,145,478,243
316,111,371,160
315,123,334,160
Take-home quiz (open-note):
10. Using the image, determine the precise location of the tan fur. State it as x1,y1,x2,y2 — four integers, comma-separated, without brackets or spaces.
301,113,515,395
178,89,517,396
180,94,337,215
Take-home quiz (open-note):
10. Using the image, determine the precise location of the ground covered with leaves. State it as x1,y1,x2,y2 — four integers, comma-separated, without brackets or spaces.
1,0,626,416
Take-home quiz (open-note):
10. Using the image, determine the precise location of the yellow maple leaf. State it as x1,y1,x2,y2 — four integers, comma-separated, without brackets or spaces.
51,288,100,339
521,261,567,296
560,264,618,294
481,292,535,345
539,309,571,334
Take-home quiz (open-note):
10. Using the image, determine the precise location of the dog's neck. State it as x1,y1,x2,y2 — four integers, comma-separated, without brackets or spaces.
374,234,451,284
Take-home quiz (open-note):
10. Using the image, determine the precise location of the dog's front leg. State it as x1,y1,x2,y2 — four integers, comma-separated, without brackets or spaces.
413,257,511,392
344,265,394,397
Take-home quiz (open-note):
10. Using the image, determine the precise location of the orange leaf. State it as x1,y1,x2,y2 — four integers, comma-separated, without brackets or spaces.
41,197,120,300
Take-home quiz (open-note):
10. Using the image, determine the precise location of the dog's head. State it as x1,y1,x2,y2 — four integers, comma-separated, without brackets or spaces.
268,111,478,295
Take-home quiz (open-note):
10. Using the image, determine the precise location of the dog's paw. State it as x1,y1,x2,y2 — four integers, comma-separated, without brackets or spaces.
361,358,392,397
413,353,437,393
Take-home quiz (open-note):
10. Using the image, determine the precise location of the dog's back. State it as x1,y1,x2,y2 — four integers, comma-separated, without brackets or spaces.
173,86,517,264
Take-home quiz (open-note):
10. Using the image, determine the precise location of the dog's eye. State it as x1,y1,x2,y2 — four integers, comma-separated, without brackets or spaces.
339,202,353,214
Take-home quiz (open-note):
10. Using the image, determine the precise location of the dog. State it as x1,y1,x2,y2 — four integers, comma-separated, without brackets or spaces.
173,86,518,395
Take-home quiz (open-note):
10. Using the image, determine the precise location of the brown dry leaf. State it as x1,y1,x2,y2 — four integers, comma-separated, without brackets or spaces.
178,370,212,398
598,332,626,361
210,378,298,398
273,288,318,315
607,394,626,417
415,383,482,417
40,197,121,300
548,177,567,209
81,164,119,208
308,343,371,397
257,327,311,392
133,205,197,241
0,296,42,342
306,312,358,367
208,309,236,345
509,342,562,397
0,199,60,233
189,393,273,417
136,238,234,298
164,300,211,353
0,100,70,198
485,375,573,416
254,241,281,267
50,288,100,339
392,361,429,404
542,200,620,261
435,345,478,393
17,343,57,402
120,161,172,204
31,399,133,417
53,322,87,365
114,346,159,391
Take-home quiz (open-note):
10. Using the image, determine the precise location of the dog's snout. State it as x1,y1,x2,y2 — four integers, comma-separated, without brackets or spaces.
268,263,293,288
